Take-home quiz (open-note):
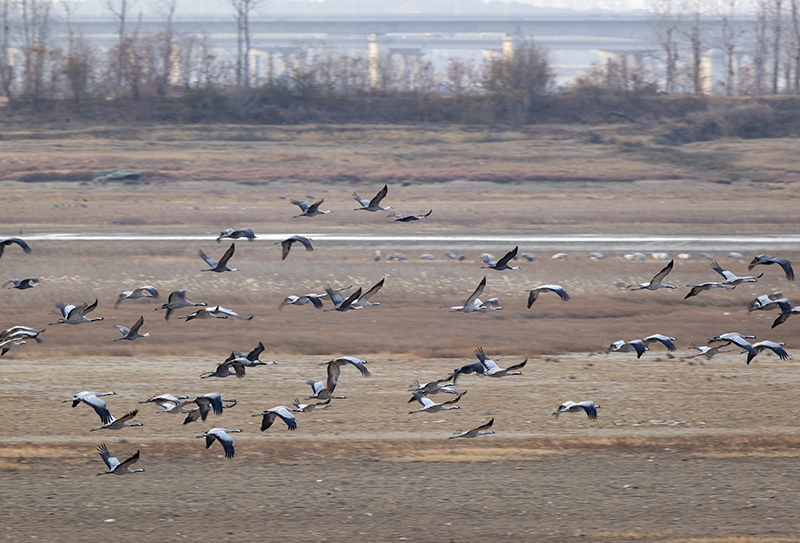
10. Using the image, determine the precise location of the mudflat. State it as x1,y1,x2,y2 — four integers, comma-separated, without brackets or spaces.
1,125,799,542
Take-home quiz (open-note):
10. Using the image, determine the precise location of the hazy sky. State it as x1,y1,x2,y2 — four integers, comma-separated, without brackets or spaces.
68,0,651,17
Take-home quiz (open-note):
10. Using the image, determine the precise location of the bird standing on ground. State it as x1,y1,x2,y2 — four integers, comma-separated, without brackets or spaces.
114,286,159,308
552,400,600,421
748,255,795,281
353,185,392,212
114,316,150,341
277,235,314,261
0,238,31,259
196,428,242,458
628,260,676,291
198,243,239,272
96,444,145,475
481,246,520,271
216,228,256,243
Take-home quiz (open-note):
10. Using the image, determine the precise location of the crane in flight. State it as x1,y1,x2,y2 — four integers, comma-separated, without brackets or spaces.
216,228,256,242
552,400,600,421
96,444,145,475
353,184,392,211
449,418,495,439
198,243,239,272
196,428,242,458
628,260,676,291
748,255,794,281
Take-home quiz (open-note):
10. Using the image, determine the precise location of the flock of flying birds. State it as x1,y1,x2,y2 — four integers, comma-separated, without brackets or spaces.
1,184,797,474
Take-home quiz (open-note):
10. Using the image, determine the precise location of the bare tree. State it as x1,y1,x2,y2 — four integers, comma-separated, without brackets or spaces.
413,59,439,94
18,0,52,101
227,0,266,88
63,37,94,102
105,0,136,92
749,0,770,94
769,0,783,93
679,0,706,95
481,42,554,122
153,0,176,99
0,0,13,99
792,0,800,92
649,0,681,93
445,57,475,96
717,0,743,95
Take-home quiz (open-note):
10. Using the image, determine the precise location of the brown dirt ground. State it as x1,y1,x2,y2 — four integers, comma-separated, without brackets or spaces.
1,126,800,542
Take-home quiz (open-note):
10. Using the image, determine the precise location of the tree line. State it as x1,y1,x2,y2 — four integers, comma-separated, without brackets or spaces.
0,0,798,135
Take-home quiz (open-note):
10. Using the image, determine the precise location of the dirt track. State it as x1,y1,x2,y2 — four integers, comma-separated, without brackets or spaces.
2,129,800,542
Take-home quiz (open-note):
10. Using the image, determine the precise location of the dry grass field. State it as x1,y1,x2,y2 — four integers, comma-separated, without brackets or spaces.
1,124,799,542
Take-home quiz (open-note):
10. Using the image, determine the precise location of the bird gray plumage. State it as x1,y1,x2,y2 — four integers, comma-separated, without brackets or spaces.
114,286,159,308
216,228,256,242
278,235,314,260
196,428,242,458
155,289,207,321
97,444,144,475
198,243,239,272
527,285,570,307
552,400,600,421
252,406,297,431
748,255,794,281
481,246,520,271
0,238,31,259
353,184,392,211
114,315,150,341
628,260,676,291
3,277,39,290
292,199,332,217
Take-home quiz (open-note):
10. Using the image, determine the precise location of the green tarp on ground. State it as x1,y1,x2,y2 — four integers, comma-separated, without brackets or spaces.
91,169,142,181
